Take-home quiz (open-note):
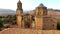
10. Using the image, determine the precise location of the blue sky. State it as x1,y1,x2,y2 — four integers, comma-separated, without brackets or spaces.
0,0,60,11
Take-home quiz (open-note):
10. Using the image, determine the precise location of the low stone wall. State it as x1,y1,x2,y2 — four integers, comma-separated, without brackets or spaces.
0,28,60,34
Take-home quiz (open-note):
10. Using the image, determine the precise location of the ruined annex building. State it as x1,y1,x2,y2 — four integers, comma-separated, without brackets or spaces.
16,0,57,30
1,0,60,34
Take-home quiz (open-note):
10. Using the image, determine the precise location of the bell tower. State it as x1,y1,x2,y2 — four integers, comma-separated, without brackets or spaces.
16,0,23,28
36,4,47,16
35,3,47,29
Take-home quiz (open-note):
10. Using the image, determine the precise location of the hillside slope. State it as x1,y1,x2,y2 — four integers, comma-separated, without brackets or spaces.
0,9,16,16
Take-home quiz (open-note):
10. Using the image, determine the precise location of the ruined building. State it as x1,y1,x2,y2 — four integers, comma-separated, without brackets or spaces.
16,0,57,30
0,0,60,34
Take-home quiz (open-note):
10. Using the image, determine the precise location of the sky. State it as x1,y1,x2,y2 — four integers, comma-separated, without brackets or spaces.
0,0,60,11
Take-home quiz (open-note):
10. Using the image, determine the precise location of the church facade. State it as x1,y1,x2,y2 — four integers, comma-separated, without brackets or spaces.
16,0,57,30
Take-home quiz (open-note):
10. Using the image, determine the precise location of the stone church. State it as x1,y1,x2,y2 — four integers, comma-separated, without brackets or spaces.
16,0,57,30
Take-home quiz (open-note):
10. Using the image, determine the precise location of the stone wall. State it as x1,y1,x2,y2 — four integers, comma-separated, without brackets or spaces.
0,28,60,34
43,16,57,30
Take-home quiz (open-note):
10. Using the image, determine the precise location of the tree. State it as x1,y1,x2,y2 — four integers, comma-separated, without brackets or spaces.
6,15,12,18
0,16,2,18
0,19,3,31
57,22,60,30
5,15,16,24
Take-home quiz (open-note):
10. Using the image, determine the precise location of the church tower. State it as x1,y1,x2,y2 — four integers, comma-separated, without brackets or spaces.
16,0,23,28
35,4,47,29
35,4,47,16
